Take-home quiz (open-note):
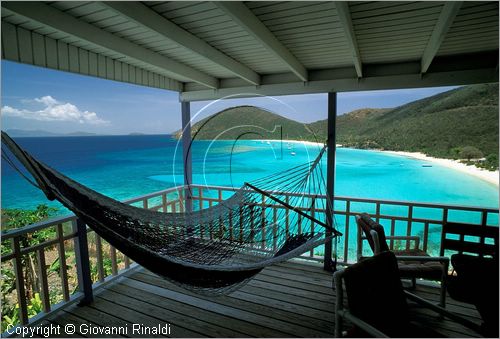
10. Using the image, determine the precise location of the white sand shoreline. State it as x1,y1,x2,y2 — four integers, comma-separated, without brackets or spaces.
383,150,499,186
260,139,339,147
257,139,499,186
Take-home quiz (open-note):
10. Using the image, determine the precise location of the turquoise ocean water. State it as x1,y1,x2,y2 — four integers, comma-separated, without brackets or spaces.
2,135,498,212
2,135,497,258
2,135,498,253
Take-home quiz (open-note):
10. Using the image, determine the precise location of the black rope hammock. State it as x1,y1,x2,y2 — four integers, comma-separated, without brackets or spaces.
1,131,341,295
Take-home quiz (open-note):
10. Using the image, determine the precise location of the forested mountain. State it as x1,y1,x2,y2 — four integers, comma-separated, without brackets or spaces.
176,105,313,140
176,84,499,169
311,83,499,168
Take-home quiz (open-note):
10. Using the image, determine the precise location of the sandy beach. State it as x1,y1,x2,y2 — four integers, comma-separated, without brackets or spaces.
262,139,341,148
384,150,499,186
259,140,499,186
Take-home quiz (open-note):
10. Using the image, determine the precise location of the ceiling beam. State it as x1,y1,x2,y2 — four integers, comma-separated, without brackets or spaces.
335,2,363,78
181,51,499,101
102,1,260,86
181,68,495,102
2,2,218,89
214,1,308,82
421,1,463,74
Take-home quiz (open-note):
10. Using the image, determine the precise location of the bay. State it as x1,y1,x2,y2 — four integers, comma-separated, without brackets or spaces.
2,135,498,214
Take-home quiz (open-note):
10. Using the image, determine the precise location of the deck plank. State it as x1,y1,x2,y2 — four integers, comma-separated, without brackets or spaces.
98,289,247,338
108,283,259,338
134,271,335,326
19,260,482,338
128,274,332,337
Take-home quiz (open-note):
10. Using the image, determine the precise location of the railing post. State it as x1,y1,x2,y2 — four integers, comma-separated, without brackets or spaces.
324,92,337,271
73,219,93,306
181,100,193,213
12,237,29,325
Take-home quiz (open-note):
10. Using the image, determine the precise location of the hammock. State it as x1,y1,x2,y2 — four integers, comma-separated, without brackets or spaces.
1,132,341,295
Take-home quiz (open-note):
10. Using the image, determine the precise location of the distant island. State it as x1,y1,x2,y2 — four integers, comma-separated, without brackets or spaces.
4,129,98,137
176,83,499,171
4,130,155,138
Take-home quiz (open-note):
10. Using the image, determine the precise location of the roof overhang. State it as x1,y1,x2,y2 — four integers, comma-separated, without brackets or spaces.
1,1,498,102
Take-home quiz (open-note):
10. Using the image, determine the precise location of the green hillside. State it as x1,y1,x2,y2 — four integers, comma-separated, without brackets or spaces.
177,105,313,141
177,84,499,169
308,108,390,140
324,83,499,169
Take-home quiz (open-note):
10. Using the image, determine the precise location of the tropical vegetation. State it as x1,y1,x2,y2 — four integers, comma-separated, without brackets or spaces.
1,205,123,332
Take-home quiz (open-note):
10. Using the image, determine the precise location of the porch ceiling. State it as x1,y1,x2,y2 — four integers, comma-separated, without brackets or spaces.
1,1,498,101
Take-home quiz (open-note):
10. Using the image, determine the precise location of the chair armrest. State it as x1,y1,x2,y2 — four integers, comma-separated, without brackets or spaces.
396,256,449,264
337,309,389,338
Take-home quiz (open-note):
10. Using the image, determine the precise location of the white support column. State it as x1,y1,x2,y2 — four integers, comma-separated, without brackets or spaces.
324,92,337,271
181,101,193,213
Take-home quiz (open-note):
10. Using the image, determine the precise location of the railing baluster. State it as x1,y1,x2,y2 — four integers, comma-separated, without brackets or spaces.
36,249,51,313
344,200,350,263
261,194,266,249
423,222,429,252
209,200,214,240
110,246,118,276
406,205,414,251
479,210,488,258
12,237,29,325
73,219,93,305
250,205,255,246
95,235,104,282
273,207,278,251
124,255,130,269
162,193,167,212
390,218,396,250
142,198,148,209
56,224,70,301
239,206,244,243
179,189,185,213
219,190,224,238
310,198,316,257
229,210,234,241
285,195,290,238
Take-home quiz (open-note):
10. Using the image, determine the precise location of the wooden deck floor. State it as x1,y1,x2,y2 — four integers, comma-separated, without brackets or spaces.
31,260,481,338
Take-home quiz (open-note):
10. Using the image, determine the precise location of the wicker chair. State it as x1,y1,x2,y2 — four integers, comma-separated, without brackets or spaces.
333,251,480,337
356,213,449,307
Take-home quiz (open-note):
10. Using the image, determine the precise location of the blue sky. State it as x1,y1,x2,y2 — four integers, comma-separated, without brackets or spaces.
1,61,458,135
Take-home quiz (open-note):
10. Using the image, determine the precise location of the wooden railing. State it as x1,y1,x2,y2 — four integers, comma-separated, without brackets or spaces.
1,184,498,333
189,184,499,264
0,186,184,332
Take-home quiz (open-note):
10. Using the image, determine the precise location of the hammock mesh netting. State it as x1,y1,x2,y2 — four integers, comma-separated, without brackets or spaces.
2,131,341,295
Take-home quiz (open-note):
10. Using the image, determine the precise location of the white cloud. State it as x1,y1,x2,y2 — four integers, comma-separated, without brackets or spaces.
1,96,109,125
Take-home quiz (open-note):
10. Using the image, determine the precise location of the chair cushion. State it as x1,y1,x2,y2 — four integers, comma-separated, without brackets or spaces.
343,251,409,337
397,261,444,280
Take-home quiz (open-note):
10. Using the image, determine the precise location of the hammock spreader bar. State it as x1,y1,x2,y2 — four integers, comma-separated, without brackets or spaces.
244,182,342,237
